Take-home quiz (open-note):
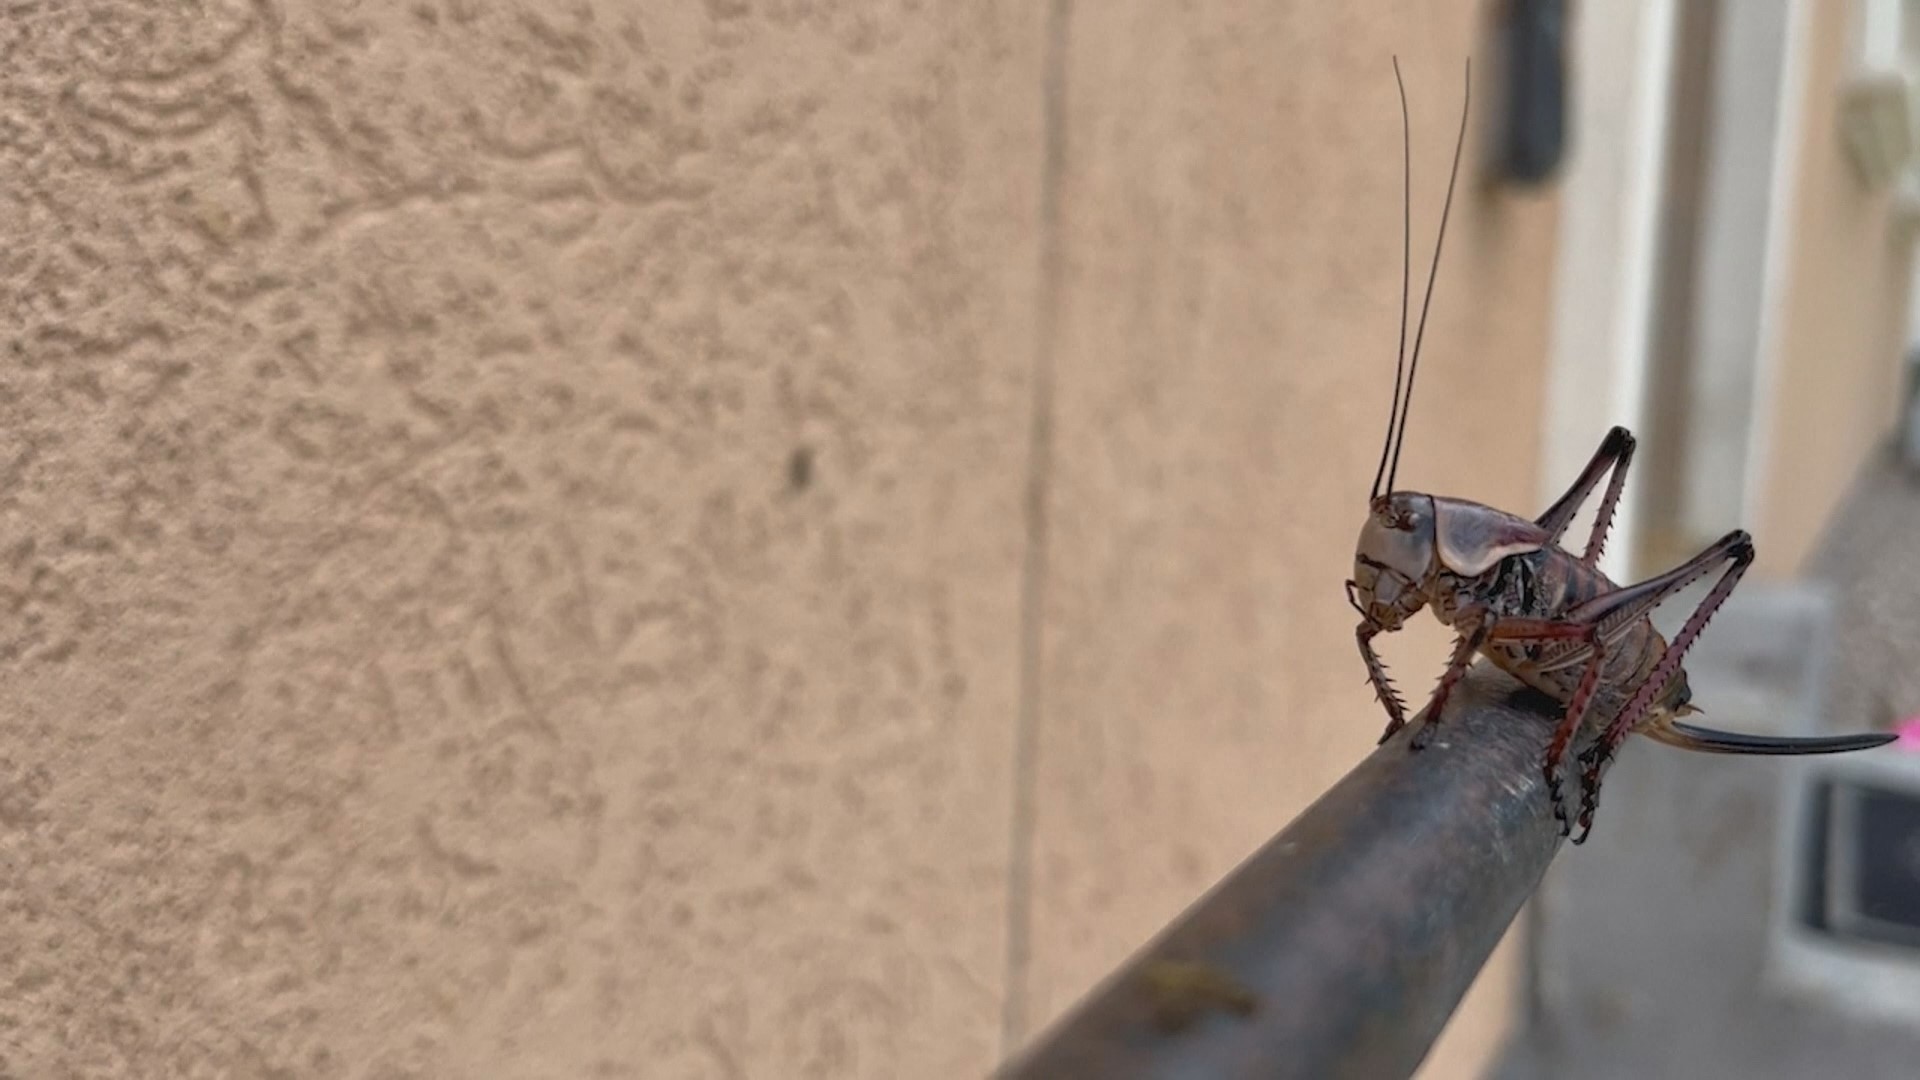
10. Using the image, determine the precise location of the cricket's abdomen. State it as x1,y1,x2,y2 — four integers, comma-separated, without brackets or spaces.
1462,548,1689,721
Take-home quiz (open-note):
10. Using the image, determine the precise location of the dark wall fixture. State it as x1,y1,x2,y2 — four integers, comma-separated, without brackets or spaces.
1500,0,1569,184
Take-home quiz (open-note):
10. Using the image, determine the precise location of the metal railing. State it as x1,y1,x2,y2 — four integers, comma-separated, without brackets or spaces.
995,667,1566,1079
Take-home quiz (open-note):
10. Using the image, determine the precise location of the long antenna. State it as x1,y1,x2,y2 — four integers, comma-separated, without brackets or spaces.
1385,57,1471,499
1369,56,1415,505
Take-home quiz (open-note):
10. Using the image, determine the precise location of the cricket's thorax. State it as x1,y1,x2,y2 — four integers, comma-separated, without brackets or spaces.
1430,547,1691,724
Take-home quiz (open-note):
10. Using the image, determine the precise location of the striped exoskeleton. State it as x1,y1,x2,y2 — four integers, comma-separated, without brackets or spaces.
1347,59,1894,843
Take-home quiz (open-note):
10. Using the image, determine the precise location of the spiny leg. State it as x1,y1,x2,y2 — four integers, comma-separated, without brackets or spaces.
1571,531,1755,843
1562,526,1750,629
1405,607,1597,764
1382,611,1621,831
1541,626,1607,834
1581,432,1635,567
1556,527,1756,805
1463,615,1608,829
1535,426,1636,566
1358,623,1409,744
1410,612,1492,750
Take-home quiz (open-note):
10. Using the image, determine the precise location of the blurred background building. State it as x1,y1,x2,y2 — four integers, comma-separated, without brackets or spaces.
1,0,1917,1077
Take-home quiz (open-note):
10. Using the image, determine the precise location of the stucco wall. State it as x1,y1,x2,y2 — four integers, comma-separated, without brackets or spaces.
1753,0,1917,578
0,2,1557,1077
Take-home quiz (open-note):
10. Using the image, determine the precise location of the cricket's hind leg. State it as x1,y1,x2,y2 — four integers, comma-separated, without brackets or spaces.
1568,530,1755,843
1535,425,1636,567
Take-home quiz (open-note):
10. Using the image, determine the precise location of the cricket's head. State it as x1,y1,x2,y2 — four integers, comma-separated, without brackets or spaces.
1349,492,1438,630
1351,57,1469,632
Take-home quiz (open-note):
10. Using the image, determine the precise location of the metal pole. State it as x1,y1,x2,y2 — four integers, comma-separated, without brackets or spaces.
996,667,1566,1080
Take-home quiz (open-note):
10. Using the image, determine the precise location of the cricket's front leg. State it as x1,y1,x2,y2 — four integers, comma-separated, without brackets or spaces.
1410,610,1492,750
1357,623,1409,744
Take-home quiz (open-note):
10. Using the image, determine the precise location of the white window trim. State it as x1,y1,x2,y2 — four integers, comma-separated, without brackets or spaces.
1742,0,1818,541
1538,0,1677,584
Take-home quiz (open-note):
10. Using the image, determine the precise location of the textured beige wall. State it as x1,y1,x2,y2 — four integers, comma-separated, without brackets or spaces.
1754,0,1917,578
0,2,1556,1077
0,2,1044,1075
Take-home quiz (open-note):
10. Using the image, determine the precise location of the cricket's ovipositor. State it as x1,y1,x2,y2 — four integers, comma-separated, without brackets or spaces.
1347,59,1896,843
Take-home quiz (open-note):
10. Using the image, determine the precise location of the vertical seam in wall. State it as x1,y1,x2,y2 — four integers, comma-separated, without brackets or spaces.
1000,0,1071,1059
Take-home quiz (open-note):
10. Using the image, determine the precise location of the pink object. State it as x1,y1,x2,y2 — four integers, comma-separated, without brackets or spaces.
1896,715,1920,750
